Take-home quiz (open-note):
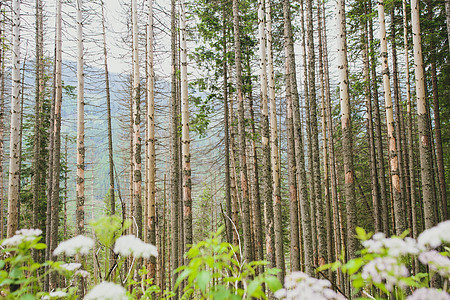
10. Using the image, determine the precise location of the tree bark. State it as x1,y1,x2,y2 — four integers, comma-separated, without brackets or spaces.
363,2,381,233
232,0,253,263
264,0,276,269
7,0,21,238
75,0,85,236
131,0,142,240
170,0,179,295
411,0,436,229
101,0,115,217
282,0,300,273
180,0,193,258
369,0,389,235
425,0,447,221
0,9,4,239
336,0,358,259
377,0,405,235
146,0,156,279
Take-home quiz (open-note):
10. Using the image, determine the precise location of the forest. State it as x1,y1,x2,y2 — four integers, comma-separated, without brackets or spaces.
0,0,449,299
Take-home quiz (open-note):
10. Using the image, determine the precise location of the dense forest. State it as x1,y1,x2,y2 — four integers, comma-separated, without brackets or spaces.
0,0,449,299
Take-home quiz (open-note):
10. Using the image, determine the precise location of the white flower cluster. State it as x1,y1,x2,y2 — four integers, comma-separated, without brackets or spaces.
274,272,346,300
406,288,450,300
361,257,409,291
53,235,94,257
84,281,128,300
417,220,450,249
113,235,158,259
1,228,43,247
42,290,68,299
362,233,419,256
60,263,82,272
418,250,450,277
75,269,90,278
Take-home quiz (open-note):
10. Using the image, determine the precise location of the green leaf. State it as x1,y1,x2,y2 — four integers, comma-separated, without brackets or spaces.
19,294,35,300
247,279,261,297
32,243,46,250
355,227,368,241
197,270,211,293
265,276,282,292
174,269,191,290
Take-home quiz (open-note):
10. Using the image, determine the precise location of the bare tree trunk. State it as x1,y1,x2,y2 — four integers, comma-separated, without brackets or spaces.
49,0,63,290
425,0,447,221
264,0,276,268
146,0,156,279
402,0,418,242
170,0,179,295
0,9,4,239
7,0,21,238
336,0,358,259
317,0,332,276
295,0,314,276
222,7,232,245
411,0,436,229
305,0,326,267
75,0,85,236
232,0,253,263
369,0,389,234
32,0,44,236
131,0,142,240
377,0,404,235
321,0,342,287
282,0,299,273
363,2,381,233
180,0,193,258
101,0,115,217
390,8,409,231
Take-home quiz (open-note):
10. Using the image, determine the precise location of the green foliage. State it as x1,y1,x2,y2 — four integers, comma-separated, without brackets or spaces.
175,227,281,299
0,233,78,299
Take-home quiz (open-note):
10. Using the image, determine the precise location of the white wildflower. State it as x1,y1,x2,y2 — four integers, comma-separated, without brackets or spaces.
362,235,419,256
2,228,42,247
60,263,82,272
75,269,90,278
275,272,346,300
418,250,450,277
361,257,409,291
53,235,94,257
42,290,68,299
417,220,450,249
406,288,450,300
84,282,128,300
113,235,158,259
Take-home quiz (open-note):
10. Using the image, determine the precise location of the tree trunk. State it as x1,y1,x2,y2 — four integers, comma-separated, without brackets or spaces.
390,8,409,232
305,0,326,267
7,0,21,238
146,0,156,279
402,0,418,241
425,0,447,221
336,0,358,259
180,0,193,258
321,0,342,287
232,0,253,263
363,3,381,233
32,0,44,236
369,0,389,235
282,0,300,273
75,0,85,236
264,0,276,269
411,0,436,229
222,7,232,245
0,9,4,239
317,0,332,276
377,0,405,235
101,0,115,217
170,0,179,295
131,0,142,240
